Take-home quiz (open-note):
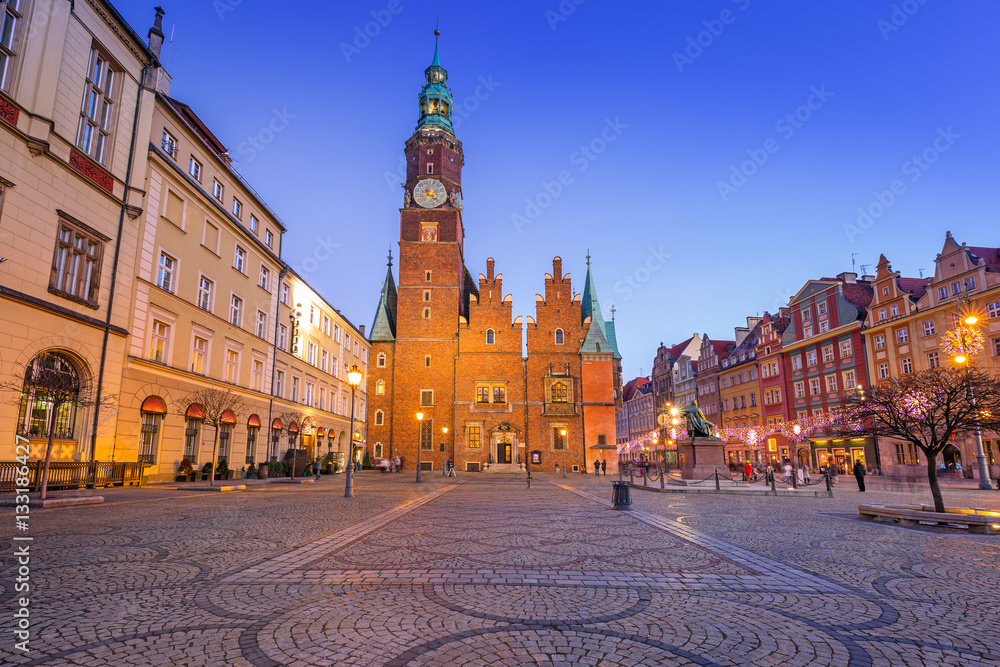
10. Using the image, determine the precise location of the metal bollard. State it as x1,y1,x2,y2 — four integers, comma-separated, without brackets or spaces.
792,470,797,489
825,470,832,493
660,467,665,490
629,465,634,484
643,467,648,487
715,470,720,491
770,471,776,494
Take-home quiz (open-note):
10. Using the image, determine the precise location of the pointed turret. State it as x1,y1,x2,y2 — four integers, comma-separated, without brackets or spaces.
579,252,621,359
415,28,455,134
369,251,398,341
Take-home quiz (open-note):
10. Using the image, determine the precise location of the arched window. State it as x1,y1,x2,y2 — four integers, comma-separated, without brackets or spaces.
288,422,298,449
377,353,386,368
376,380,385,395
270,418,282,461
246,414,261,464
183,403,204,464
375,442,383,458
375,410,384,426
554,329,564,345
486,329,495,345
551,382,568,403
138,396,167,464
890,304,899,316
17,352,82,440
878,308,887,321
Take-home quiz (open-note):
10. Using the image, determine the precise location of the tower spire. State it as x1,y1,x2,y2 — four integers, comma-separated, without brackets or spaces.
415,26,454,134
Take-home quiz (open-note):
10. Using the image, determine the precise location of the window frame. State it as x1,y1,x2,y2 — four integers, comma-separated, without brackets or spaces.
188,156,201,181
75,46,120,165
49,215,106,308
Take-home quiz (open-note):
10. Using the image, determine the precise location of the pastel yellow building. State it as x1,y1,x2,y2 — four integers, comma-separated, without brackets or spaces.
0,0,152,463
864,233,1000,481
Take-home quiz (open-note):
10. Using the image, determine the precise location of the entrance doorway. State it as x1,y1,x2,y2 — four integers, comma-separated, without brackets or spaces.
498,438,512,464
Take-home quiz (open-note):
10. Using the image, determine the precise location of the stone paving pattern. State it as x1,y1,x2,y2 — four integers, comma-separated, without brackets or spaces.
1,472,999,665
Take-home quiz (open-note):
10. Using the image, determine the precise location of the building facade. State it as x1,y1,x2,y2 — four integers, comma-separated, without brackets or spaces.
718,318,762,465
0,0,152,462
755,310,795,466
863,234,1000,481
365,37,619,475
782,273,874,473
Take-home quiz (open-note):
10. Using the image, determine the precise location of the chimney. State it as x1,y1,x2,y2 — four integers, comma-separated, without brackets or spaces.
837,271,857,284
486,257,495,281
552,256,562,281
148,7,165,62
359,324,366,337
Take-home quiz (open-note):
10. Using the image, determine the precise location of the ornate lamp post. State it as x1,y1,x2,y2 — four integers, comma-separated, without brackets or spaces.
945,312,991,489
344,364,363,498
416,412,424,483
560,428,567,478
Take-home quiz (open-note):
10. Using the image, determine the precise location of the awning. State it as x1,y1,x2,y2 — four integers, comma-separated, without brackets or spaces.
589,444,618,449
220,410,237,424
271,418,283,430
316,427,326,437
185,403,205,420
140,396,167,415
247,414,261,428
289,422,299,433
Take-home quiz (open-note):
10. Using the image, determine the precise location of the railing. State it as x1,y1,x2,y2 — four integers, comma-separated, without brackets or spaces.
0,461,148,494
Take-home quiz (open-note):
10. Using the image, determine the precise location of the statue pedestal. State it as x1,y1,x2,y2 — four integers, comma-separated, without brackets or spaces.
679,437,730,480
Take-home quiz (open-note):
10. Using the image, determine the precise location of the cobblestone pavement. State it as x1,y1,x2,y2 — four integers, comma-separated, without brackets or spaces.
2,472,999,666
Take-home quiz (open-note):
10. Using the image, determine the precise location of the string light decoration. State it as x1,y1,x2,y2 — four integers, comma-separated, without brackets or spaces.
942,324,985,362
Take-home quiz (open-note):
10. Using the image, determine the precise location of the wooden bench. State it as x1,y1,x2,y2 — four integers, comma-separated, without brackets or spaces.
859,504,1000,534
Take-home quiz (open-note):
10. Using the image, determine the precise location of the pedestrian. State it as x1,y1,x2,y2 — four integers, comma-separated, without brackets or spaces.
395,455,401,473
601,459,607,475
594,459,600,475
743,461,753,483
853,459,866,492
782,460,793,484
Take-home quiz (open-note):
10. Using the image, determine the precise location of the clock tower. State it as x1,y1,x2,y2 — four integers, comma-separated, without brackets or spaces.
371,29,474,470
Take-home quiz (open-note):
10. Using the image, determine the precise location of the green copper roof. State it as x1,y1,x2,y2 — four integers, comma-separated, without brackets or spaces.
415,29,455,134
580,311,613,356
369,258,397,342
580,254,622,359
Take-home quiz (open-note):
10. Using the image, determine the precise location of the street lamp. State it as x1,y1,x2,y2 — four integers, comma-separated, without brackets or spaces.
560,428,567,478
946,311,991,489
442,426,449,476
344,364,363,498
416,412,424,483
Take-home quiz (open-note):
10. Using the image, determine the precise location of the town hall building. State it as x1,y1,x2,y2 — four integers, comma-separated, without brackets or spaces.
365,33,621,474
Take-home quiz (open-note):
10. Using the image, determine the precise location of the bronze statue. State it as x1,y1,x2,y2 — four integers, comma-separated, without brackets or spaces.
681,401,715,438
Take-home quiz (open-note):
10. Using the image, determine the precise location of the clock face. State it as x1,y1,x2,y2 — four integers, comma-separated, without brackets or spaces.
413,178,447,208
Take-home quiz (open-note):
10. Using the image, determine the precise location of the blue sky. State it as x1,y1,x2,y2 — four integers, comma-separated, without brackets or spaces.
116,0,999,380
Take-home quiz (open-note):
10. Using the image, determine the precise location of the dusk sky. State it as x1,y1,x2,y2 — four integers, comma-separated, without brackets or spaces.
116,1,999,381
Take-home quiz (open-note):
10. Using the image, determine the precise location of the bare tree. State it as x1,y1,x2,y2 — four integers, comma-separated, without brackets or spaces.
1,353,115,500
181,387,246,487
842,368,1000,512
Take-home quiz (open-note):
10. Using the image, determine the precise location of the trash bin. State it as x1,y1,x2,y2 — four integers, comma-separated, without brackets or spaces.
611,480,632,510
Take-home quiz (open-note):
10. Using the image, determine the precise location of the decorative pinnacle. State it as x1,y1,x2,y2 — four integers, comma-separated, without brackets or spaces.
586,249,591,266
387,248,393,268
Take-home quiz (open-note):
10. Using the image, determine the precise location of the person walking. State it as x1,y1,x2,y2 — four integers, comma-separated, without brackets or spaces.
743,461,753,483
601,460,607,476
853,459,866,492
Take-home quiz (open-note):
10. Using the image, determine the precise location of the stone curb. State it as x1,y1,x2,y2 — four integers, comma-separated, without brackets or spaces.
174,485,246,492
0,496,106,507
